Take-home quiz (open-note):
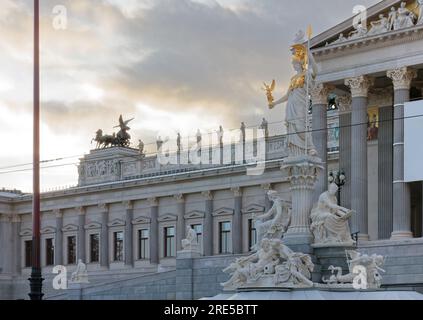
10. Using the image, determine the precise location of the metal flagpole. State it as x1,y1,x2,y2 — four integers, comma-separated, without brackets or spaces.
28,0,44,300
304,25,312,155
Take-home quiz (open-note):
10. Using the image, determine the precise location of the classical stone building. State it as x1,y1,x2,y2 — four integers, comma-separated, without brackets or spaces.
1,0,423,300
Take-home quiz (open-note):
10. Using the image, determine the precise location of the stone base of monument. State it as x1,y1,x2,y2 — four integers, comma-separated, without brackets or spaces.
67,282,90,300
312,244,356,282
204,288,423,300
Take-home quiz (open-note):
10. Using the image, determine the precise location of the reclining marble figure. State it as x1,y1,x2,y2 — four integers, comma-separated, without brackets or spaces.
221,238,314,291
310,183,355,245
322,250,385,289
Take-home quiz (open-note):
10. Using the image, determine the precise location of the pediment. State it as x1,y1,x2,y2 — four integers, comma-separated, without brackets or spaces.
184,210,205,220
158,214,178,222
132,216,151,225
241,204,265,214
311,0,421,50
84,222,102,230
212,207,234,217
41,226,56,234
108,219,126,227
20,228,32,237
62,224,79,232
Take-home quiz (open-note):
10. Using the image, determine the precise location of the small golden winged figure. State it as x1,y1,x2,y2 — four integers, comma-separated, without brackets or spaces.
262,80,276,109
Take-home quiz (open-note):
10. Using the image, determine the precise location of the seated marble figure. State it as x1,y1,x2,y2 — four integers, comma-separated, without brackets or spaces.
310,183,355,245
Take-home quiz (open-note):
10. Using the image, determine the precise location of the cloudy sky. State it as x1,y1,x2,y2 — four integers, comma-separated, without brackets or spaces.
0,0,379,192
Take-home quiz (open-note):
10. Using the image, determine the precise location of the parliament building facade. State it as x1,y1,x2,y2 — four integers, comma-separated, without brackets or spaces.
1,0,423,300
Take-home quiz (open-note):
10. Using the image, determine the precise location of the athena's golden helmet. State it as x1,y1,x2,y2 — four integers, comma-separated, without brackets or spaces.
291,43,308,71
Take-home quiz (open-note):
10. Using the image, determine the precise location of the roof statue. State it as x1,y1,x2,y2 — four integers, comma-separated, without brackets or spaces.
92,115,134,149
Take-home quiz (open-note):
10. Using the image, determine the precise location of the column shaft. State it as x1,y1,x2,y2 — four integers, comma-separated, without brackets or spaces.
150,204,159,264
100,210,109,268
233,196,242,254
312,103,328,200
392,89,413,239
176,201,185,251
203,198,213,257
125,207,134,266
77,213,86,262
55,214,63,265
339,112,352,210
378,106,394,239
351,96,369,239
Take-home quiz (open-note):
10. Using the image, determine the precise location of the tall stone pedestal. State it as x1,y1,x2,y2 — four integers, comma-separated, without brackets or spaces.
175,250,201,300
282,156,323,254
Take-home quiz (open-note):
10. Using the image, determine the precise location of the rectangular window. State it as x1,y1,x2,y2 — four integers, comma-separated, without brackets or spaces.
24,240,32,268
164,227,175,257
191,224,203,249
90,234,100,263
45,238,54,266
219,221,231,254
248,219,257,251
67,236,76,265
113,231,124,261
138,229,149,260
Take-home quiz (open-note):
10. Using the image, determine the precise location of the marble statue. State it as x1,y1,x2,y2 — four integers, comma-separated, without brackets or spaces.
310,183,355,245
322,250,385,289
259,118,269,138
196,129,202,145
240,122,246,143
70,259,89,284
252,191,291,251
393,2,416,30
138,139,145,157
156,136,164,151
348,22,368,40
274,251,314,287
177,132,182,152
333,33,347,44
181,226,199,251
267,31,318,157
368,14,389,35
418,0,423,25
388,7,398,30
217,126,224,146
221,239,314,291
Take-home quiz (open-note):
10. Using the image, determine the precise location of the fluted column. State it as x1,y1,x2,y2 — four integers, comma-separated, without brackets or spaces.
387,67,417,240
11,215,21,274
99,203,109,268
345,76,374,241
76,206,86,262
231,187,243,254
202,191,214,257
174,194,185,251
311,83,334,201
149,197,159,265
337,95,352,210
54,209,63,266
261,183,273,211
124,201,134,266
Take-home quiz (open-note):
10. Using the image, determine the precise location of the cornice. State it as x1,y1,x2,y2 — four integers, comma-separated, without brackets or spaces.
313,25,423,61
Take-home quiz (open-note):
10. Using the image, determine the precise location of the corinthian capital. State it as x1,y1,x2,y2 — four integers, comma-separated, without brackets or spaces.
387,67,417,91
336,94,352,114
344,76,374,98
310,83,335,105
